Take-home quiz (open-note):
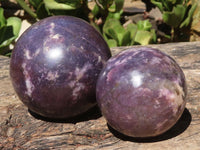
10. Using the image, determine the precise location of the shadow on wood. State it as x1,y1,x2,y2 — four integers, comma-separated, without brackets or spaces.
28,104,102,124
108,108,192,143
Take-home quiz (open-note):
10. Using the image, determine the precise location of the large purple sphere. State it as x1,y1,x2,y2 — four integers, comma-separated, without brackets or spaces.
96,47,187,137
10,16,111,119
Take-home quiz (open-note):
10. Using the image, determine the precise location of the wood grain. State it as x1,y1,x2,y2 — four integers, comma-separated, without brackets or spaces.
1,42,200,150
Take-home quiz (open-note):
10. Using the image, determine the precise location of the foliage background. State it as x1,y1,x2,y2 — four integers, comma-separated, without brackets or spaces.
0,0,200,56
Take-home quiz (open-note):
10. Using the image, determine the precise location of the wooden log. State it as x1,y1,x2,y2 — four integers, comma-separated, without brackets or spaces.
1,42,200,149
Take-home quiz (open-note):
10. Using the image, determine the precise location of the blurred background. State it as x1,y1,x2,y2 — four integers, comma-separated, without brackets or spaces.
0,0,200,56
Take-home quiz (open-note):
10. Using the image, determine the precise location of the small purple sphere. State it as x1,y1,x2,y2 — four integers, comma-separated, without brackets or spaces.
10,16,111,119
96,47,187,137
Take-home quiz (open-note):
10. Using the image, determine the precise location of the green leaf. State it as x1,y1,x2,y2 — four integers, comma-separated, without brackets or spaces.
108,0,124,12
180,3,197,28
164,34,171,39
107,28,119,43
151,0,164,12
103,32,109,41
44,0,77,10
163,0,174,11
106,39,117,47
36,2,50,19
169,0,177,4
28,0,42,8
55,0,86,8
126,23,137,45
0,26,15,48
134,30,154,45
0,8,6,27
0,17,21,53
150,29,157,43
163,4,187,28
126,23,137,37
121,30,130,46
115,0,124,12
151,0,187,12
137,20,152,31
103,18,131,46
106,11,122,20
6,17,22,37
108,3,116,12
16,0,37,18
175,0,187,5
95,0,114,10
92,4,100,17
103,19,121,39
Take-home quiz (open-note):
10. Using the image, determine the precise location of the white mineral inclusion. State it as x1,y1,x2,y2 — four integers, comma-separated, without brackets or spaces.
49,22,55,34
130,70,144,88
47,47,63,60
24,49,32,60
72,83,85,99
24,48,40,60
46,71,59,81
52,34,60,39
22,63,35,97
75,63,92,80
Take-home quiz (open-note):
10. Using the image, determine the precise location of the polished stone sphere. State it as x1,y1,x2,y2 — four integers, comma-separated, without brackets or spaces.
10,16,111,119
96,47,187,137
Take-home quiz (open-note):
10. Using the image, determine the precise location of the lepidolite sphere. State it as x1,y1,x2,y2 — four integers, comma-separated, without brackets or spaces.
96,47,187,137
10,16,111,119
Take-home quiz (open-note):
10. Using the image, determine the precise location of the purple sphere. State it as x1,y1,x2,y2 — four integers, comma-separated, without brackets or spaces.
10,16,111,119
96,47,187,137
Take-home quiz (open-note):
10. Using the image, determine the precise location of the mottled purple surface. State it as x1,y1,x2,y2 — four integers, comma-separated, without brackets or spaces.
96,47,187,137
10,16,111,119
